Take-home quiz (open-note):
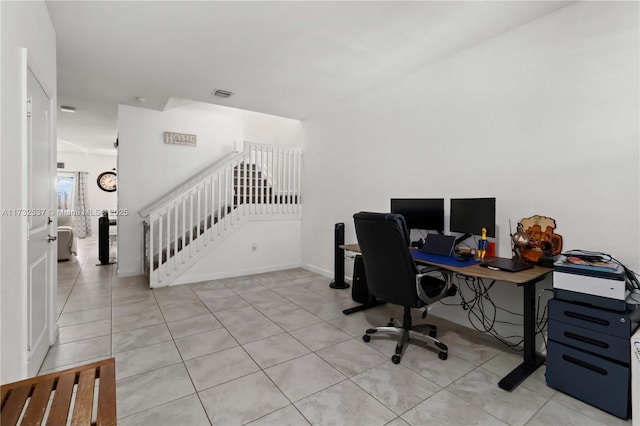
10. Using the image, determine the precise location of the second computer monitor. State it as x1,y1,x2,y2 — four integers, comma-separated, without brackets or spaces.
390,198,445,231
450,197,496,238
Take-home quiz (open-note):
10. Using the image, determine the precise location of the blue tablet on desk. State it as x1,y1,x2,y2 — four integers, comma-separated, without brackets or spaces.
411,250,479,267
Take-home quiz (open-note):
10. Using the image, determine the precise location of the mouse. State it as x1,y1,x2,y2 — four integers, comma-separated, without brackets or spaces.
456,256,468,262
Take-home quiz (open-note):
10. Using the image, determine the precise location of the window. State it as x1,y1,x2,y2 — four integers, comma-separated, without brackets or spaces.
57,175,74,211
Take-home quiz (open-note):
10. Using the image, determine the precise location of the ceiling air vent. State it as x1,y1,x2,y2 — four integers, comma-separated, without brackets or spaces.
213,89,233,98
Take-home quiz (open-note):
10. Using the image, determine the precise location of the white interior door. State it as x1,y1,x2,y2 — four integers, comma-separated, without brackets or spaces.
26,66,54,376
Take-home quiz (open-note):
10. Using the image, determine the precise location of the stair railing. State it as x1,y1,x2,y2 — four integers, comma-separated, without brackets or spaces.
141,142,302,287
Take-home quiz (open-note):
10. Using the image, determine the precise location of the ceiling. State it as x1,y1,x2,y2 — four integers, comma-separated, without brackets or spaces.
47,1,571,155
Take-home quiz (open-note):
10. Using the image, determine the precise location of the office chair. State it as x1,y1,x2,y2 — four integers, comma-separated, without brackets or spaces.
353,211,456,364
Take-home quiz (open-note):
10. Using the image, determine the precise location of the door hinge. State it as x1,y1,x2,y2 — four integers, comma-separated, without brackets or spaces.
27,97,33,118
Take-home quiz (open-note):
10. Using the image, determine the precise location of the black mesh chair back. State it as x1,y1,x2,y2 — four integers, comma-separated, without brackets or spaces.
353,212,423,307
353,211,453,363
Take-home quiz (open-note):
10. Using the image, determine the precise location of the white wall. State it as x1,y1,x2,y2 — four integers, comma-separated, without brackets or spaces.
174,219,302,285
1,1,57,383
56,151,118,239
301,2,639,338
118,101,303,277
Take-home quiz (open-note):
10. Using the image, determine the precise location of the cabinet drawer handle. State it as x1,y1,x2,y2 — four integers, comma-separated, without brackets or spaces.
562,355,608,375
564,310,609,326
564,332,609,348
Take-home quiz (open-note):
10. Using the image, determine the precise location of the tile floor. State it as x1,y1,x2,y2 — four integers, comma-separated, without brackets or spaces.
47,238,632,426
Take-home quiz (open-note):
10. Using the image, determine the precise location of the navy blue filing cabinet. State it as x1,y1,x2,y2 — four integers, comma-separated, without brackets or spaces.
546,298,640,419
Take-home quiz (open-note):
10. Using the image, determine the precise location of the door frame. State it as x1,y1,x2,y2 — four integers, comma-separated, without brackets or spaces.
21,47,58,375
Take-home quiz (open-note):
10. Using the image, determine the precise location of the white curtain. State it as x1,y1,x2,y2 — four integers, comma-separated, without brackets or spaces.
73,171,92,238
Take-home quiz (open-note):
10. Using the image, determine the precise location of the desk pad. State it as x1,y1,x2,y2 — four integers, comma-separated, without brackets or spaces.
411,250,479,267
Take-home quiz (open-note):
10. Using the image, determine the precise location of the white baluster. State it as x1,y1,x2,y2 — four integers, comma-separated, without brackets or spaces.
189,190,194,257
158,210,164,282
173,202,178,271
197,183,202,251
210,176,215,241
297,150,302,212
150,215,156,286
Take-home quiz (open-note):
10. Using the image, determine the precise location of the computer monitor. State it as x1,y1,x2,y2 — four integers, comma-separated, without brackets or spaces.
390,198,445,231
450,198,496,243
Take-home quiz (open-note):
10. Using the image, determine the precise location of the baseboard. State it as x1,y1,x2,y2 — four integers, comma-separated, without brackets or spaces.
300,263,332,279
171,262,302,285
116,269,142,278
300,263,352,284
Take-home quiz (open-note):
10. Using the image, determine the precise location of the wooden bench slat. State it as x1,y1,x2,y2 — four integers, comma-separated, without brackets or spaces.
70,369,95,426
1,384,13,408
46,372,76,426
22,377,55,426
96,362,116,426
2,358,116,426
1,385,31,425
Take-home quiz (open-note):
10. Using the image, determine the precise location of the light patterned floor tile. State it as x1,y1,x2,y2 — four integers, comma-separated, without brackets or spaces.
289,322,352,351
401,349,475,387
58,306,111,327
185,346,259,391
199,371,289,425
116,363,195,418
175,327,238,360
112,324,172,353
526,399,619,426
242,333,311,369
316,338,388,377
264,353,346,401
266,308,324,331
225,316,285,345
551,390,632,426
166,313,222,338
447,368,548,426
114,340,182,380
246,405,311,426
295,380,396,426
158,299,210,322
56,319,111,345
352,361,441,414
401,389,507,426
119,394,210,426
40,335,111,371
112,307,164,333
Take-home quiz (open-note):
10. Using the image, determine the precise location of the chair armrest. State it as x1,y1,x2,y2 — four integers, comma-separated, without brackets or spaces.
416,268,454,305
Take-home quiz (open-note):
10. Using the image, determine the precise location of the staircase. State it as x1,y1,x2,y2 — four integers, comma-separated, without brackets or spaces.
140,142,302,288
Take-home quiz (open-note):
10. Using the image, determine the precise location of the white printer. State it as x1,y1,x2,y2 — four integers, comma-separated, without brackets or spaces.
553,254,629,301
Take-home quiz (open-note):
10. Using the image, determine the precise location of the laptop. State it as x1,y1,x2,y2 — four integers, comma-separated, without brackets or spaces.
481,258,534,272
420,234,456,257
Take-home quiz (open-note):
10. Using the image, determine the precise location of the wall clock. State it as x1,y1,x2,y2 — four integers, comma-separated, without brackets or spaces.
97,171,117,192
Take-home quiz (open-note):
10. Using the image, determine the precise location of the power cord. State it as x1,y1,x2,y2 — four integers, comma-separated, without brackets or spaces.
440,274,551,352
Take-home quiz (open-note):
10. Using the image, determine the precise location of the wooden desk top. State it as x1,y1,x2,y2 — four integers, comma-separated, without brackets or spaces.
340,243,552,284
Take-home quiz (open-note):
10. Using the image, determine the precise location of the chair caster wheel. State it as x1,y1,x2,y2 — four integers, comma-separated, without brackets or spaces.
438,352,448,360
429,330,437,338
391,355,401,364
363,335,371,343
